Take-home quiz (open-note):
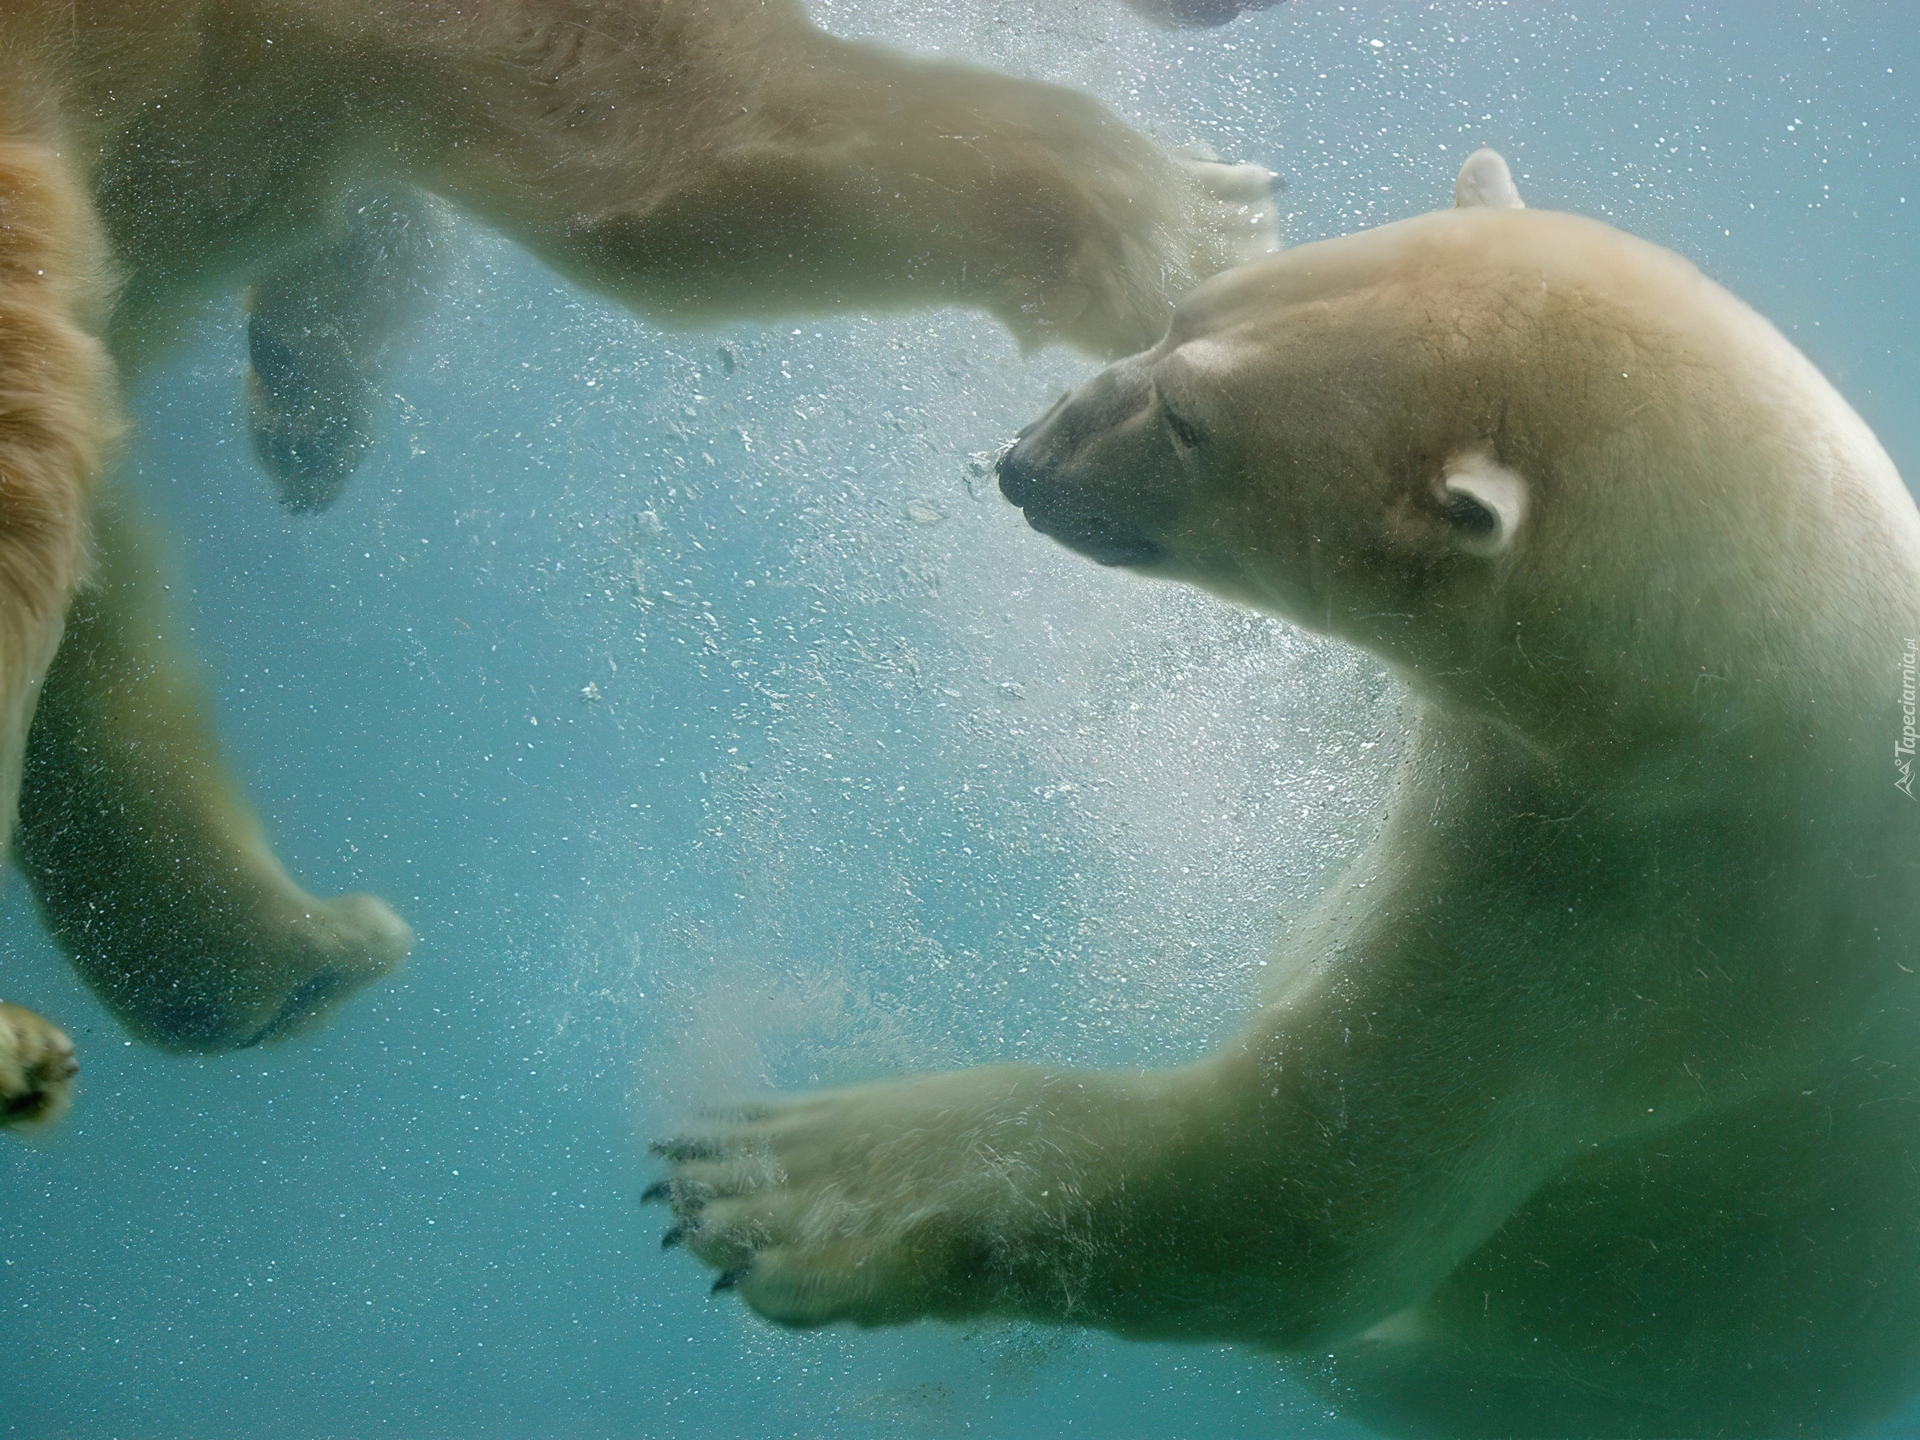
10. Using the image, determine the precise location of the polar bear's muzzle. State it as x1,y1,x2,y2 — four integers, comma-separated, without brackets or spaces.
997,370,1171,568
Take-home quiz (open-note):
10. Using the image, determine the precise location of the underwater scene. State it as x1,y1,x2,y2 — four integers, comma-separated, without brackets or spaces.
4,1,1920,1437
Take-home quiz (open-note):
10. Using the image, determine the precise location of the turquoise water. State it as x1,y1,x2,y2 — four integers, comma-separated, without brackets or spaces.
4,3,1918,1436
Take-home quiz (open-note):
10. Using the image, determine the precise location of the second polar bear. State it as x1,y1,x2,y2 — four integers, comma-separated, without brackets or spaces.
0,0,1277,1127
655,153,1920,1439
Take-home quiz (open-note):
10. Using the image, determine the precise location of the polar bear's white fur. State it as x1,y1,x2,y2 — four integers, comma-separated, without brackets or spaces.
656,152,1920,1439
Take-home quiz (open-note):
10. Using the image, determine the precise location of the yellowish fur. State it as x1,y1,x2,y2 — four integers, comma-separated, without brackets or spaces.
0,97,116,1129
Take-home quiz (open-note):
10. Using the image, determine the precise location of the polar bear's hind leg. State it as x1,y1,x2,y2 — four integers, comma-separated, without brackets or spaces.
0,108,118,1130
16,501,412,1053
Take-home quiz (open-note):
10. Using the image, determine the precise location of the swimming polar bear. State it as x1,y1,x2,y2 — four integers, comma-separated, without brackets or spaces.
652,152,1920,1439
0,0,1275,1129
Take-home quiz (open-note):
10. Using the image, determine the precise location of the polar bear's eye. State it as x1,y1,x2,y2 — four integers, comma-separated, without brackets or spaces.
1163,403,1206,450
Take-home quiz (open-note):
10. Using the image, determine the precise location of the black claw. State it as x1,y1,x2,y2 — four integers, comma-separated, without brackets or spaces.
710,1265,750,1294
661,1224,688,1251
640,1179,672,1206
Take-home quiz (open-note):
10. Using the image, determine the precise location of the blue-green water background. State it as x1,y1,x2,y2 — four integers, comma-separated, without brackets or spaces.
4,2,1918,1436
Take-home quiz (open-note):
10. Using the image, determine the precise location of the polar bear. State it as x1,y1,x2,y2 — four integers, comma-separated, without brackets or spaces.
651,152,1920,1439
0,0,1276,1129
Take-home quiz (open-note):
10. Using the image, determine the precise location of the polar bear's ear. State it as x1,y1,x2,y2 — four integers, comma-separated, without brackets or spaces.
1454,149,1525,210
1440,452,1529,556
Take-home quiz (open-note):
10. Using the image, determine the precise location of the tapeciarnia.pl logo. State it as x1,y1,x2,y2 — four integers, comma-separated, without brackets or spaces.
1899,638,1918,798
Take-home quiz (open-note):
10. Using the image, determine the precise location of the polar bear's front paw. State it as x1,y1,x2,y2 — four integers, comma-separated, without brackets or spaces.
0,1002,76,1130
1047,149,1280,359
647,1065,1080,1329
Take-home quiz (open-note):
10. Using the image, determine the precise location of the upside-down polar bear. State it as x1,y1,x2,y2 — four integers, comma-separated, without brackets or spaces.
655,152,1920,1439
0,0,1275,1129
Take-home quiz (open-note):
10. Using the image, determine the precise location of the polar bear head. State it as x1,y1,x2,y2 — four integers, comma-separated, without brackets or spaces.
997,151,1915,751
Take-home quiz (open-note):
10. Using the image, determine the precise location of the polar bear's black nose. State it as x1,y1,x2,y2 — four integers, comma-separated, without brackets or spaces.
996,439,1042,508
997,390,1073,507
998,372,1166,567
